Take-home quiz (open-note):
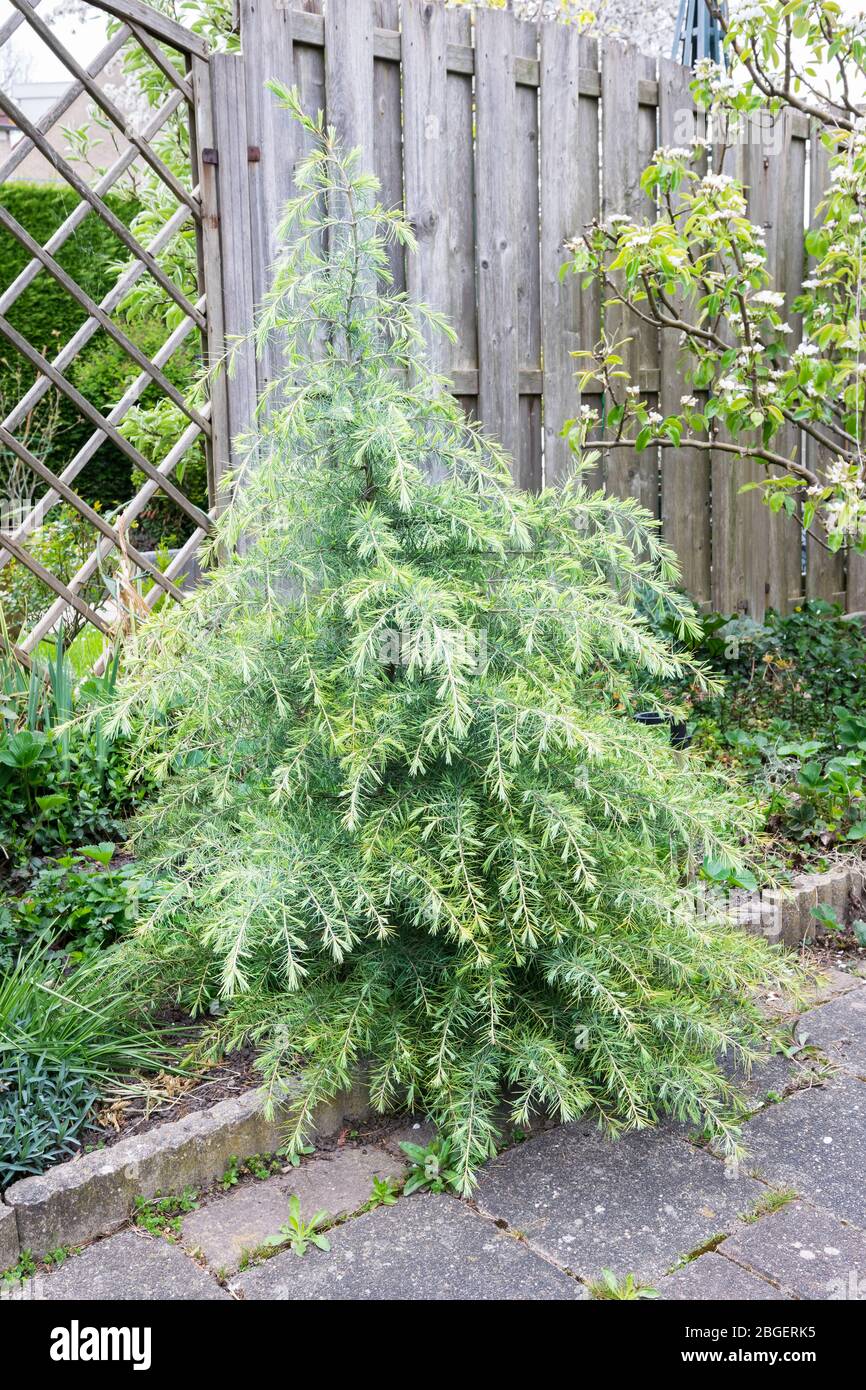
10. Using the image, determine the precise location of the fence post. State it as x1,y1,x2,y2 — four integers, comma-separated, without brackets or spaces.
210,52,258,474
191,53,231,506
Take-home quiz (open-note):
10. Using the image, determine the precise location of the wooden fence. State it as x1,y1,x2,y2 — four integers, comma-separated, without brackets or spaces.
0,0,857,659
218,0,856,619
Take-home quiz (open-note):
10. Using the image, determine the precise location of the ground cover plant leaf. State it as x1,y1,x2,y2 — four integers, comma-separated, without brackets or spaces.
657,603,866,873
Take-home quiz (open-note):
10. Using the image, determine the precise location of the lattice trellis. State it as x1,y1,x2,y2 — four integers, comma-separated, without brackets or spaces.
0,0,226,667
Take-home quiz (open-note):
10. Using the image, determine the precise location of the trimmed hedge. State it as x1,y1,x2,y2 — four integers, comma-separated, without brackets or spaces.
0,183,141,508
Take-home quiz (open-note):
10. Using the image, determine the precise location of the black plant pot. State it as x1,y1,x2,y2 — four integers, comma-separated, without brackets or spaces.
633,711,692,751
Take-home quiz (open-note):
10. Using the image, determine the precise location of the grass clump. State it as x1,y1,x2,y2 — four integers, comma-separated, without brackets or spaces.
0,948,170,1188
589,1269,659,1300
740,1189,798,1224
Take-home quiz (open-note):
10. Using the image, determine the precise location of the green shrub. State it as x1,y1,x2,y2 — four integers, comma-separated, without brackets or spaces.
0,183,207,531
106,98,799,1190
124,397,209,542
72,329,208,536
0,505,104,641
0,946,169,1188
652,604,866,867
0,1056,97,1187
0,943,170,1188
678,603,866,735
0,845,163,973
0,942,168,1059
0,644,147,866
0,184,141,508
0,726,137,863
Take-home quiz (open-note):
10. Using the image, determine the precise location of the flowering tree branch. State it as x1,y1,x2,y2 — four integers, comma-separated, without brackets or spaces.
564,0,866,551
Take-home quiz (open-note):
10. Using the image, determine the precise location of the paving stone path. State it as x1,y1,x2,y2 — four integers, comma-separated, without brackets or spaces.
27,969,866,1301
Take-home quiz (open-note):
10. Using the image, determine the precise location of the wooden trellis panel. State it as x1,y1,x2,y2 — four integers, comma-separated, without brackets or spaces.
0,0,224,664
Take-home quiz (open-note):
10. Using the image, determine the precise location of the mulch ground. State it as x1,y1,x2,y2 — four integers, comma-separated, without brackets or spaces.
811,927,866,978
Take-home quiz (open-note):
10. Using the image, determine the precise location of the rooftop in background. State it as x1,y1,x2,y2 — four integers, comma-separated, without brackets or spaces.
11,81,70,123
0,0,109,82
0,68,142,184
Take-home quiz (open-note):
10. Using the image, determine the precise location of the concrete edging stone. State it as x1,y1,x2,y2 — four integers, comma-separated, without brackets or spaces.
731,860,862,950
1,1075,371,1263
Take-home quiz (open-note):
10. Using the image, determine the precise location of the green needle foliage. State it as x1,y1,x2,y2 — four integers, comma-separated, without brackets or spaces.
106,92,799,1191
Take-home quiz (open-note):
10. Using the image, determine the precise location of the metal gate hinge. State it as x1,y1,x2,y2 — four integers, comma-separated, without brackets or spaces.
202,148,219,165
248,146,261,163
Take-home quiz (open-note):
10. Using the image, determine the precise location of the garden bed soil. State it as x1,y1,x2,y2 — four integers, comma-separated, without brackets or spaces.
79,1044,262,1154
79,1041,400,1159
810,931,866,979
77,1013,401,1160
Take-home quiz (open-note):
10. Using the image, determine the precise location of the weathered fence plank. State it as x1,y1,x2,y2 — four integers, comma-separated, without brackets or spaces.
402,0,450,371
373,0,405,295
444,3,478,417
634,50,661,522
211,53,258,460
572,34,602,489
540,19,583,486
515,16,543,494
712,115,787,618
238,0,296,398
293,0,327,147
325,0,376,172
475,5,521,466
805,128,846,605
601,40,644,504
191,53,231,503
657,55,711,605
765,110,807,614
716,109,807,617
